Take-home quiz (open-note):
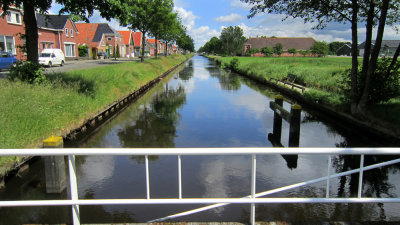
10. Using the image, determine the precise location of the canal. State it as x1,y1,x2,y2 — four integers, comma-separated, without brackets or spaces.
1,55,400,224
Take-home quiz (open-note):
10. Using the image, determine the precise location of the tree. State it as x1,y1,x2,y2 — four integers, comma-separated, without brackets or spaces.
261,46,274,57
240,0,400,115
177,33,194,53
245,48,260,56
288,47,297,56
117,0,160,62
159,13,184,57
148,0,174,58
310,41,329,56
0,0,125,63
273,43,283,56
219,26,247,56
199,36,222,54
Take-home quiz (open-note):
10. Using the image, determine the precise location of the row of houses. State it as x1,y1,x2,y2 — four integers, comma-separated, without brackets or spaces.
243,37,400,57
1,7,178,61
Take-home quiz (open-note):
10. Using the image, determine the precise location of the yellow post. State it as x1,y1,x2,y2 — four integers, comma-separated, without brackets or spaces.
43,135,66,194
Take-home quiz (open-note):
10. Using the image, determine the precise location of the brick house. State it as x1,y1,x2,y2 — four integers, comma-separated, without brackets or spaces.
36,14,79,59
76,23,124,58
243,37,316,57
118,30,134,57
0,7,26,60
147,38,164,56
132,32,150,57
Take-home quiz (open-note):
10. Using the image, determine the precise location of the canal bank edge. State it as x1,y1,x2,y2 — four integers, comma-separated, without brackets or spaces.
0,55,193,186
207,55,400,146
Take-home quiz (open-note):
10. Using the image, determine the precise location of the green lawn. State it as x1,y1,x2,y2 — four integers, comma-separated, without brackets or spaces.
0,55,191,151
211,56,400,128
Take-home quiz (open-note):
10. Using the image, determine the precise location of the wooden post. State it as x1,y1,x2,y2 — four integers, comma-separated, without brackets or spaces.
43,135,66,194
273,95,284,141
289,104,302,147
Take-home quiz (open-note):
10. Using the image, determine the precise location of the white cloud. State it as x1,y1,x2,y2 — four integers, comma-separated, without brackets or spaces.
230,0,253,10
214,13,244,23
174,6,197,31
190,26,220,50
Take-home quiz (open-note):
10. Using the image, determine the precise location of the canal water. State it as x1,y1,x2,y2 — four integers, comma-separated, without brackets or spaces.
1,55,400,224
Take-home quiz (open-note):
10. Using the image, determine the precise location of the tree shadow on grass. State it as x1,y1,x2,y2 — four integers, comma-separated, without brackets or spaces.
46,72,96,98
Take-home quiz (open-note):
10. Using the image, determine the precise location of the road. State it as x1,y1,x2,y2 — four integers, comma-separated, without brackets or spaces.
0,58,141,78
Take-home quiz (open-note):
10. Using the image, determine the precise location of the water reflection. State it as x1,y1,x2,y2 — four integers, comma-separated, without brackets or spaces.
117,86,186,148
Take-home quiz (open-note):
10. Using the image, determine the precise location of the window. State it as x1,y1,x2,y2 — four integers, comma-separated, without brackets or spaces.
0,35,16,54
70,29,74,37
6,11,22,25
64,43,76,57
107,37,112,41
42,43,46,49
65,28,69,37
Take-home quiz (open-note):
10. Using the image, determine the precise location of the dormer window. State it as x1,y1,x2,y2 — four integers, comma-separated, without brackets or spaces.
6,11,22,25
65,28,69,37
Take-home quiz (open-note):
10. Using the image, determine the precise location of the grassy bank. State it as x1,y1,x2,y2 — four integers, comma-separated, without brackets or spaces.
211,56,400,129
0,55,191,152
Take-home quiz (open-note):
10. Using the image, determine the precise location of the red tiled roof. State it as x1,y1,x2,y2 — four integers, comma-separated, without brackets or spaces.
118,30,132,45
75,23,99,47
133,32,142,47
147,38,161,44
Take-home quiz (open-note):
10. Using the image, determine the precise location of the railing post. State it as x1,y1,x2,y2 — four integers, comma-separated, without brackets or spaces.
289,104,301,147
68,154,80,225
326,155,331,198
145,155,150,200
43,136,66,194
358,154,365,198
250,154,256,225
272,95,283,141
178,155,182,199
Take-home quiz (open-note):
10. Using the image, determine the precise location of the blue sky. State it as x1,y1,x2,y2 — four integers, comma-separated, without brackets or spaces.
50,0,399,50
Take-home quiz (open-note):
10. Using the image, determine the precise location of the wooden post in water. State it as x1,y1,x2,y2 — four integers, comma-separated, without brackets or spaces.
289,104,302,147
43,135,66,194
272,95,284,141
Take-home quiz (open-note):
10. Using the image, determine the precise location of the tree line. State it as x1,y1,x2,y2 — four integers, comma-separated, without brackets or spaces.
0,0,195,63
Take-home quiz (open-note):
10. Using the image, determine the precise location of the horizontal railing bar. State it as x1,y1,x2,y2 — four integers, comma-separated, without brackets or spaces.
149,157,400,222
2,198,400,207
0,148,400,156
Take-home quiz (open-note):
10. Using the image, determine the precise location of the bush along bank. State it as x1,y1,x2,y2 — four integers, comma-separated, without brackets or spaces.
0,55,192,176
208,55,400,145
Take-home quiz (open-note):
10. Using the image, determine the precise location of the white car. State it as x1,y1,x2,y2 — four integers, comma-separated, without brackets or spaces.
39,49,65,67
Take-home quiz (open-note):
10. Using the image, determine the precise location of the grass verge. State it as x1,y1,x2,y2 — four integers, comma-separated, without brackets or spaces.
0,55,191,153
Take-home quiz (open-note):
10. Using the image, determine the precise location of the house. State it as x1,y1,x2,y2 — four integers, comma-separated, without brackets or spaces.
0,7,26,60
336,43,352,56
76,23,124,58
36,14,79,59
243,37,316,56
359,40,400,57
133,32,143,56
118,30,135,57
147,38,164,56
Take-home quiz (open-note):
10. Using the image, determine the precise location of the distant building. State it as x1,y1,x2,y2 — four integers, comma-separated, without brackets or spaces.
336,43,352,56
243,37,316,56
0,7,25,60
118,30,134,57
358,40,400,57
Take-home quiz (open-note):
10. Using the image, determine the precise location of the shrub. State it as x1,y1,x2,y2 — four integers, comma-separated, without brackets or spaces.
261,46,274,57
246,48,260,56
7,61,46,85
78,45,89,57
229,57,239,71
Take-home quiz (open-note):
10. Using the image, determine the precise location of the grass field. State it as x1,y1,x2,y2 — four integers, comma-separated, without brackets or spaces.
0,55,191,152
212,56,400,128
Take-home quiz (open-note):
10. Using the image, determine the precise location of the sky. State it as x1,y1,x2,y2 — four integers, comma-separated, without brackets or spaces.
50,0,399,50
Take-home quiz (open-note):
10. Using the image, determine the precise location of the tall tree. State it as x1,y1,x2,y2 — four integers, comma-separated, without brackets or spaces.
176,33,194,53
149,0,174,58
160,15,185,56
0,0,125,63
219,26,247,56
241,0,400,115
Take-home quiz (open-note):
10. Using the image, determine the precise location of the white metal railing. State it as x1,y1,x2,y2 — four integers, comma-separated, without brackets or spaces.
1,147,400,225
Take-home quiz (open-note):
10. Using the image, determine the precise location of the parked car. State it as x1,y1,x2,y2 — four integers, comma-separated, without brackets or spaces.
39,49,65,67
0,51,17,70
97,52,109,59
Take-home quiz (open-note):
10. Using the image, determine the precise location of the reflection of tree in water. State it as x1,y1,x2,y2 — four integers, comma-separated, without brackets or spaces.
80,190,137,223
239,187,378,223
332,154,400,221
178,60,194,81
206,67,241,91
117,86,186,150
